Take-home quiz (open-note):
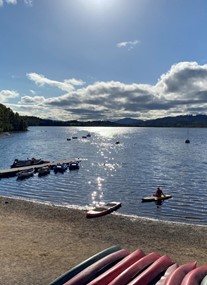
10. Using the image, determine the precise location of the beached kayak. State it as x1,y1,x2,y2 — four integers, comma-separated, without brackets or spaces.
181,266,207,285
142,194,172,202
86,202,122,218
164,261,197,285
64,249,129,285
49,245,122,285
87,249,145,285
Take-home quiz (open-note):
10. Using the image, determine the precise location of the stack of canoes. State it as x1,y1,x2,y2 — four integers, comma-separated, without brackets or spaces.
50,245,207,285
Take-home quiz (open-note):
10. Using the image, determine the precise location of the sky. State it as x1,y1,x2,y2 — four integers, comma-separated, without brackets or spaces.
1,0,207,121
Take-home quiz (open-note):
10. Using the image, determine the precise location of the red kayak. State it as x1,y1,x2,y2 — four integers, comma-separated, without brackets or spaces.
87,249,145,285
108,252,161,285
164,261,197,285
64,249,129,285
181,266,207,285
127,255,174,285
155,263,178,285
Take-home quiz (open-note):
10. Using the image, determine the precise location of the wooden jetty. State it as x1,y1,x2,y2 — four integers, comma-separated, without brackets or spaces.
0,160,75,178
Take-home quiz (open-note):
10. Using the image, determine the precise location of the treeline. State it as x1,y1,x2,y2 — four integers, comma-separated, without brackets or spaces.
0,104,27,132
24,114,207,128
23,116,118,127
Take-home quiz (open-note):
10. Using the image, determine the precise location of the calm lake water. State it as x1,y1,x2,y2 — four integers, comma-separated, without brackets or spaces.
0,126,207,225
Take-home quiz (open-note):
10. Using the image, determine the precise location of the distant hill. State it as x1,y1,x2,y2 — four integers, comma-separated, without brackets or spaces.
115,118,143,125
23,116,118,127
23,114,207,128
115,115,207,127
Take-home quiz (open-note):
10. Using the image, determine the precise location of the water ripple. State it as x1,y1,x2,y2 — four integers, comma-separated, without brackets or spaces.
1,126,207,225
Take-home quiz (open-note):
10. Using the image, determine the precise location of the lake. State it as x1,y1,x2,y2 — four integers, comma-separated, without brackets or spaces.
0,126,207,225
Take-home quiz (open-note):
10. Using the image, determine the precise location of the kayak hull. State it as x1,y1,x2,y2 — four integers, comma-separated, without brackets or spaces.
86,202,121,218
142,194,172,202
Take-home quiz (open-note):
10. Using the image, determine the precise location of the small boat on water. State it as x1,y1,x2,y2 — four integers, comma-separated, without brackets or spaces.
38,166,50,176
11,158,50,168
86,202,122,218
68,160,80,170
142,194,172,202
16,168,34,179
53,163,67,173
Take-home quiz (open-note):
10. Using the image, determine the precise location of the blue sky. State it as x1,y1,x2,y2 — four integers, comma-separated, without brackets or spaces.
1,0,207,121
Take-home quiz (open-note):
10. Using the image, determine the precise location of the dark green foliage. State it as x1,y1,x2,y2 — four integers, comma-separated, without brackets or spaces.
0,104,27,132
23,116,119,127
24,114,207,128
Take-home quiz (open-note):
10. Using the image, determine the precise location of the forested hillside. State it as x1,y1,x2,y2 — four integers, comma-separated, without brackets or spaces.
0,104,27,132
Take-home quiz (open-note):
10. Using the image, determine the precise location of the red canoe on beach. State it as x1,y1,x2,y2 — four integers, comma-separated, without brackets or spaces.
108,252,161,285
86,202,122,218
127,255,174,285
181,266,207,285
164,261,197,285
87,249,145,285
64,249,129,285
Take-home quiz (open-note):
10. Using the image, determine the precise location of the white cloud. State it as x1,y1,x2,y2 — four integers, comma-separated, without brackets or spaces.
7,61,207,121
6,0,17,4
0,90,19,102
30,89,36,95
117,40,140,51
0,0,33,6
27,73,85,92
20,95,45,104
24,0,33,6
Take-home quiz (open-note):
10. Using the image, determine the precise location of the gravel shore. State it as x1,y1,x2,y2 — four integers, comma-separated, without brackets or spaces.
0,196,207,285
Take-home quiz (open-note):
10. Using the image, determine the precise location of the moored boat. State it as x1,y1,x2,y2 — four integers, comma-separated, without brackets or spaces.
86,202,122,218
38,166,50,176
68,160,80,170
11,158,50,168
53,163,67,173
16,168,34,179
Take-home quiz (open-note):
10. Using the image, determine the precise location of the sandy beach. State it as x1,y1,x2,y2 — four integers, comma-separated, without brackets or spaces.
0,196,207,285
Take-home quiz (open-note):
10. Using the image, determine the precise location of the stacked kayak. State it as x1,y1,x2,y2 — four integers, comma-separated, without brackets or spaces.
50,245,207,285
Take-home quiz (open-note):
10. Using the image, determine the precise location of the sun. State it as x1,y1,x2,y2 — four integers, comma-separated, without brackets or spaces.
81,0,118,12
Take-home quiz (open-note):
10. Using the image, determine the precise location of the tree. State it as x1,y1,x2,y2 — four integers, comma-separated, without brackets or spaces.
0,104,27,132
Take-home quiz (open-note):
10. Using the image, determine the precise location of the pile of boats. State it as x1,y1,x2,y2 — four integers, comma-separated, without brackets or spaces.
50,245,207,285
14,157,80,179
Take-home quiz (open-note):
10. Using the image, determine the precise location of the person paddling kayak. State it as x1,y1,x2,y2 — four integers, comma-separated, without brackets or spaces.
154,187,165,198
